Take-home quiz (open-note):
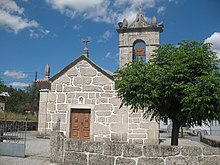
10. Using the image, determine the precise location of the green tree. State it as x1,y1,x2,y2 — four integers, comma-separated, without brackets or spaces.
25,83,40,114
1,82,39,114
115,40,220,145
4,86,27,113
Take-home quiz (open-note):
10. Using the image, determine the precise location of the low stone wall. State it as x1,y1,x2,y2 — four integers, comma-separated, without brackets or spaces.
50,132,220,165
201,135,220,148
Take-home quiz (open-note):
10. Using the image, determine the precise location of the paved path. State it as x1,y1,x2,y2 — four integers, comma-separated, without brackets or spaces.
0,131,54,165
159,133,208,147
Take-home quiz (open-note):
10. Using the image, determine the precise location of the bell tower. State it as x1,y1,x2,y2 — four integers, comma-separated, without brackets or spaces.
116,10,164,67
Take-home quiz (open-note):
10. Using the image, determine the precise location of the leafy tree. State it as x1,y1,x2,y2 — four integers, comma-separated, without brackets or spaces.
25,83,40,114
0,81,39,115
115,40,220,145
4,86,27,113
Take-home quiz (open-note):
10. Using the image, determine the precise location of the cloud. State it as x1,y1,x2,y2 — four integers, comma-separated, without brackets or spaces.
0,0,24,14
168,0,178,3
113,0,156,24
9,82,29,88
157,6,166,14
0,0,39,33
4,70,28,79
29,28,50,38
205,32,220,59
45,0,168,24
117,7,138,25
46,0,105,11
103,51,119,65
73,24,81,30
98,30,114,43
46,0,115,23
114,0,156,8
105,52,111,58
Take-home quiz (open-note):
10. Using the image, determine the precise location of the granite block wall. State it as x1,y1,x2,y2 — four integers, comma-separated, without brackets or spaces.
51,132,220,165
118,31,160,67
39,59,159,144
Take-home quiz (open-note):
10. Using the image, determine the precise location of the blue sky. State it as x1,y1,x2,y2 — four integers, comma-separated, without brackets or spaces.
0,0,220,88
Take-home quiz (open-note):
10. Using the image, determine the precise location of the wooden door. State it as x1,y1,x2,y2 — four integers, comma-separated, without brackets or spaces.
70,109,90,141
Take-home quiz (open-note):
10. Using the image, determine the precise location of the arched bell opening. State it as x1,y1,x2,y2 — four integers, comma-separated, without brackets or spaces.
132,40,147,63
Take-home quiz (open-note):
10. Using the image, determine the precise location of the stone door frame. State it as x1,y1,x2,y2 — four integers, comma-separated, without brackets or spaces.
67,104,94,141
70,109,90,141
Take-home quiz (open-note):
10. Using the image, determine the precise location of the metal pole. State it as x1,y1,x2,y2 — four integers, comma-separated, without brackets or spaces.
24,117,27,152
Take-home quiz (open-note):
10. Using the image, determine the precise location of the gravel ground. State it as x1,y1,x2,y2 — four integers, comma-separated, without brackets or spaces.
160,132,208,147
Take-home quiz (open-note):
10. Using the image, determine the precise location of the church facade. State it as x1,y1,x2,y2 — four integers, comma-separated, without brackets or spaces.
37,10,163,144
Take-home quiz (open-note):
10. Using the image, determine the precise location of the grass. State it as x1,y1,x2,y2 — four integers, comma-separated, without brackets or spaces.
0,112,38,121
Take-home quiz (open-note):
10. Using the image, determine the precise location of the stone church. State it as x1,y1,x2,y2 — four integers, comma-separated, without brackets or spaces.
37,10,163,144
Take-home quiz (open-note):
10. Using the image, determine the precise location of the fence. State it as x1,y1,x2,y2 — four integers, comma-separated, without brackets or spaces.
0,120,28,157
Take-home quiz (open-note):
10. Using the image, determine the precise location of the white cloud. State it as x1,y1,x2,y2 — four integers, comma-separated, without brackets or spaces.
114,0,156,24
168,0,178,3
46,0,115,23
0,0,24,14
113,0,127,7
29,28,50,38
157,6,166,14
46,0,105,11
103,52,119,64
205,32,220,59
0,0,39,33
4,70,28,79
45,0,164,24
105,52,111,58
73,24,81,30
114,0,156,8
98,30,114,43
117,7,138,25
9,82,29,88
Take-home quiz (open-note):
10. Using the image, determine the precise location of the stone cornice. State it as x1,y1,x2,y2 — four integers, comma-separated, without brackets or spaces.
116,26,163,33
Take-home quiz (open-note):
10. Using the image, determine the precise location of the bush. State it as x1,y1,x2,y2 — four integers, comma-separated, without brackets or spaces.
0,112,38,121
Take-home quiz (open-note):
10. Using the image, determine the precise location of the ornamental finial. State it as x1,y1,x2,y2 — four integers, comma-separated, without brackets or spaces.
83,38,90,58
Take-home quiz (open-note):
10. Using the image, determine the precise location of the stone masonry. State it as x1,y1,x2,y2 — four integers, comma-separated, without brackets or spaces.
116,11,163,68
51,132,220,165
118,31,161,68
38,55,159,144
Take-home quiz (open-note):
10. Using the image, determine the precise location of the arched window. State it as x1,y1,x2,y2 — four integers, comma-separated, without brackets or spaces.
133,40,146,63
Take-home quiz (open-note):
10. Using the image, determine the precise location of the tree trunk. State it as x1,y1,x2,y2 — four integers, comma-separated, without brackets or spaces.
171,119,181,145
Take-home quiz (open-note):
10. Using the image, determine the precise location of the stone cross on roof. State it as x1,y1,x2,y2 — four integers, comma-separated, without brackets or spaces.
139,1,142,12
83,38,90,58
